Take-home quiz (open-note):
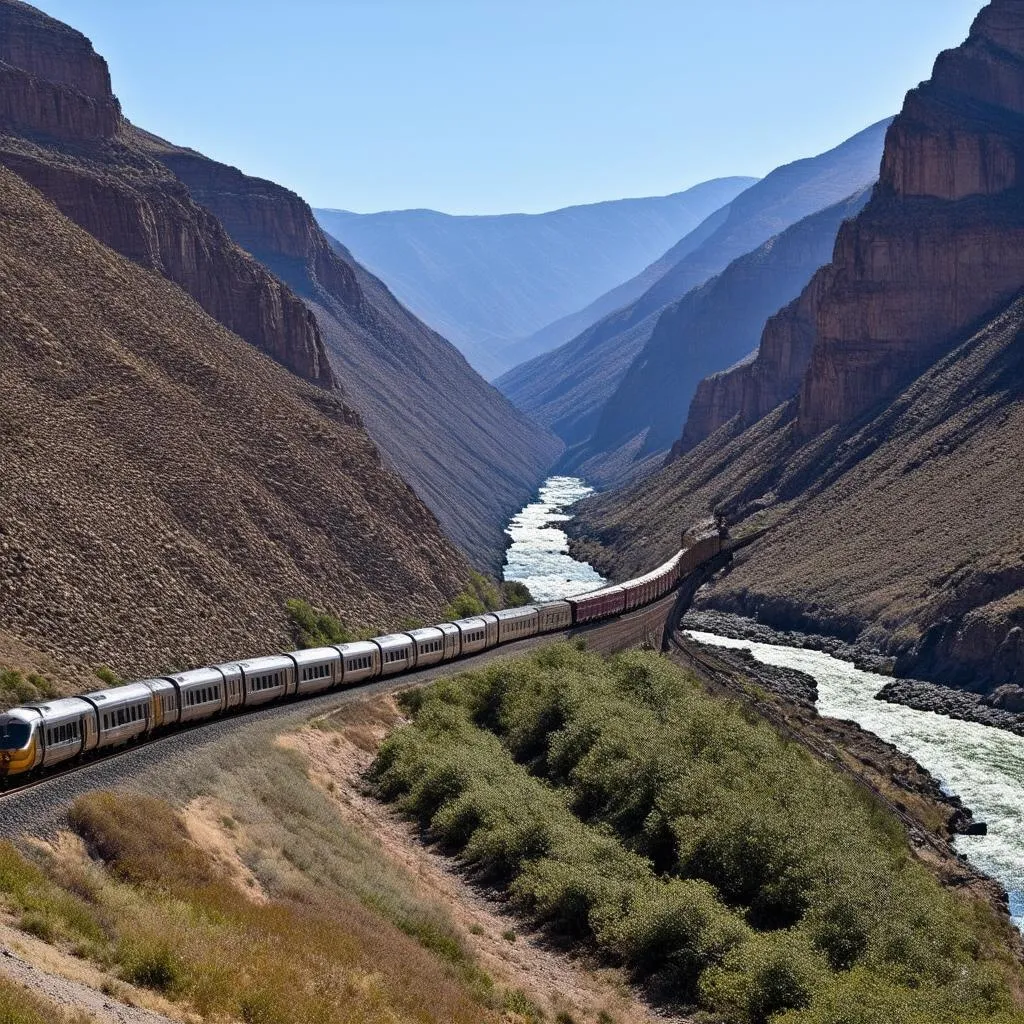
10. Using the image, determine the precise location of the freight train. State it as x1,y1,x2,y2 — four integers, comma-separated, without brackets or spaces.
0,532,722,785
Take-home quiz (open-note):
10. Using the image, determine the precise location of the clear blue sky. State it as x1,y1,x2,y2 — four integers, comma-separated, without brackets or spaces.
37,0,982,214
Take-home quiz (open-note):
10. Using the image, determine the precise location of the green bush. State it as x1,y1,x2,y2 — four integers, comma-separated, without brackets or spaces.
284,598,358,648
371,644,1024,1023
501,581,533,608
0,668,57,709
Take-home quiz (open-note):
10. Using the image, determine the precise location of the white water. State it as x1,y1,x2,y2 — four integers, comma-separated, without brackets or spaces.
687,631,1024,929
502,476,607,602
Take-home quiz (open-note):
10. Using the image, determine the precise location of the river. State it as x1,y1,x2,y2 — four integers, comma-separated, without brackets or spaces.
502,478,1024,929
502,476,607,602
686,631,1024,929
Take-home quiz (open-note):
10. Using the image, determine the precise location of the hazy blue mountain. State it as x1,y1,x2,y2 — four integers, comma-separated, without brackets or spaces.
496,119,890,449
568,188,873,487
314,176,756,378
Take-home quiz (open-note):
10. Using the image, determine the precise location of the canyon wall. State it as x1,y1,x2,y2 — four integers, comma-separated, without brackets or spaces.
0,0,333,388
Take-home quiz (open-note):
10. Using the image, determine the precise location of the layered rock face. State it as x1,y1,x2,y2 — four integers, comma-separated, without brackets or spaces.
0,164,473,686
581,190,871,478
797,0,1024,435
139,133,561,569
0,0,333,388
679,258,833,452
497,119,889,450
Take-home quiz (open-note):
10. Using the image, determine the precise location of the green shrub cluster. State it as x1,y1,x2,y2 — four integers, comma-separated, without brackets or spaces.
372,644,1024,1024
0,668,57,711
443,572,534,620
284,598,360,648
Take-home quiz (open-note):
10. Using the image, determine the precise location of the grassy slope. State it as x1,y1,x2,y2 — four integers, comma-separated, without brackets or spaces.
0,724,545,1023
371,644,1024,1024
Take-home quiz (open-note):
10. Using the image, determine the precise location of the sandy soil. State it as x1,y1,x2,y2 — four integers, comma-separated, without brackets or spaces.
285,695,689,1024
0,919,187,1024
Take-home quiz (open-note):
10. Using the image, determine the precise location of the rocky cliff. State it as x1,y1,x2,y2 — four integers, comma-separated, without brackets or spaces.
679,217,856,453
0,164,473,687
571,0,1024,691
0,0,334,388
575,189,871,484
139,133,561,569
796,0,1024,435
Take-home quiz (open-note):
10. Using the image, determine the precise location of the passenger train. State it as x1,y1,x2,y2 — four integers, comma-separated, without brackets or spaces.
0,532,722,786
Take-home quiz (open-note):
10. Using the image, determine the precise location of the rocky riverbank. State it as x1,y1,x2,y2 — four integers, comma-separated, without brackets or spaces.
683,608,895,673
684,608,1024,742
877,679,1024,737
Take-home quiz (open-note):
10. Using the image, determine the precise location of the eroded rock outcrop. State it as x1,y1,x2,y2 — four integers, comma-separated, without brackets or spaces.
0,0,334,388
133,131,561,569
797,0,1024,434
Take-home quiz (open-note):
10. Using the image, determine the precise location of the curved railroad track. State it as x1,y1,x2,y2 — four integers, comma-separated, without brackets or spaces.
0,590,677,839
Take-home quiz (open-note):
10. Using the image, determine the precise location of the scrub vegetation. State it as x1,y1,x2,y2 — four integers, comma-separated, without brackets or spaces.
371,643,1024,1024
0,720,572,1024
0,793,498,1024
0,977,91,1024
0,668,57,711
444,573,534,620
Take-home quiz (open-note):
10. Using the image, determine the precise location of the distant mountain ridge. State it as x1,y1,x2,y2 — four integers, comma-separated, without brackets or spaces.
138,132,561,569
568,188,874,486
315,177,756,378
496,119,891,451
0,0,560,572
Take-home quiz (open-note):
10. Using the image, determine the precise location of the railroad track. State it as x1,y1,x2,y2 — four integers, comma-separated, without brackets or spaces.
0,590,680,837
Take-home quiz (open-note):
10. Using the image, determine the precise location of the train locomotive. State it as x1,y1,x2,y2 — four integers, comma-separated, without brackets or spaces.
0,532,722,785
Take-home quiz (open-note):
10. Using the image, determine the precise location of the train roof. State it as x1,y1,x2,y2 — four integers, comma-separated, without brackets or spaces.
164,667,224,687
566,584,624,603
332,640,379,657
287,646,342,666
82,682,159,706
493,606,539,620
406,626,444,642
372,633,416,651
7,697,93,720
233,655,294,674
450,616,489,630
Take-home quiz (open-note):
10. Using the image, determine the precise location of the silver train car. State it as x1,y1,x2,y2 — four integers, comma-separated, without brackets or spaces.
0,532,723,784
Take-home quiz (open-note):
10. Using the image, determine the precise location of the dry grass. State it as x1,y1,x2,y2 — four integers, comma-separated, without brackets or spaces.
0,976,94,1024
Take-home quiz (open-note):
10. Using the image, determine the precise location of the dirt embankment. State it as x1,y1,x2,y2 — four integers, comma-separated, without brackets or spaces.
290,697,685,1024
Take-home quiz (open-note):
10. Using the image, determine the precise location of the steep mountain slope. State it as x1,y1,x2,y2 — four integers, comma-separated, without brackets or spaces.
571,298,1023,689
572,0,1024,690
496,121,890,448
137,132,560,570
0,0,559,570
0,0,333,389
315,177,755,379
570,188,872,486
0,163,472,682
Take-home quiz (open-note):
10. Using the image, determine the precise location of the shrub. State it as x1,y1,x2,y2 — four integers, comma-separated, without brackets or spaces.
0,668,57,709
371,644,1024,1022
284,598,358,648
501,581,533,608
93,665,121,687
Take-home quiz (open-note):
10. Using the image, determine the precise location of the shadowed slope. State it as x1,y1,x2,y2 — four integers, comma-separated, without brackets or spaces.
315,176,756,378
0,165,472,680
496,120,889,449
